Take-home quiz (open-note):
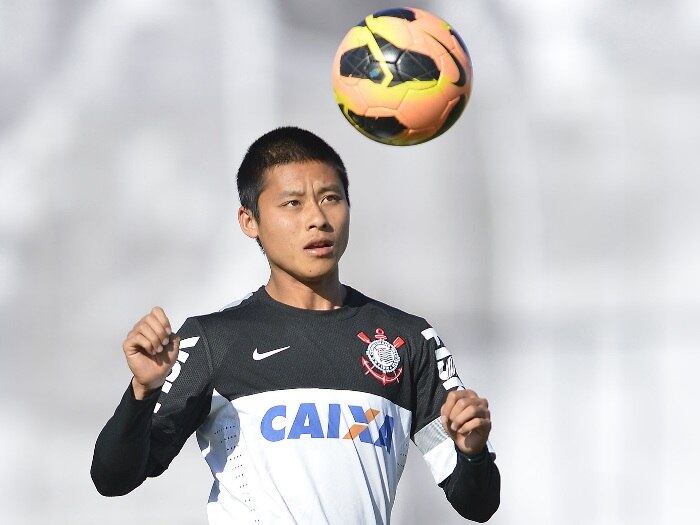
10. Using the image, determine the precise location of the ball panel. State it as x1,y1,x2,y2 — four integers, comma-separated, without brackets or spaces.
371,34,440,87
334,83,369,113
397,87,450,129
335,25,373,53
433,95,467,139
346,109,406,139
339,46,384,84
365,106,402,118
352,79,411,110
396,49,440,82
405,128,438,143
363,14,413,50
436,49,467,88
438,95,462,123
410,8,470,77
372,35,402,63
411,8,452,40
450,28,469,55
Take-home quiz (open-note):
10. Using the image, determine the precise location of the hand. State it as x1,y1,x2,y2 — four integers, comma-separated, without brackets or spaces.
122,306,180,399
440,389,491,456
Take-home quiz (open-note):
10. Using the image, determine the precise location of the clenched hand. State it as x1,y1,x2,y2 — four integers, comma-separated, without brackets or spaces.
440,389,491,456
122,306,180,399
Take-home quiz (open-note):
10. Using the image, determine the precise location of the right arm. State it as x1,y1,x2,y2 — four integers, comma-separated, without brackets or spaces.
91,309,214,496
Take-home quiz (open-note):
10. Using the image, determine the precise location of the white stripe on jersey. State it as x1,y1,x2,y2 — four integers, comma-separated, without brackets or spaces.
179,336,199,350
423,437,458,484
414,416,457,484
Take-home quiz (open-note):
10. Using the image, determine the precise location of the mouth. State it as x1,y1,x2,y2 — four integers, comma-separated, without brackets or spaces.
304,238,335,257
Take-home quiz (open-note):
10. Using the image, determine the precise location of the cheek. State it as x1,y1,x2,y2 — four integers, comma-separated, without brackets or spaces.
335,208,351,241
259,214,298,252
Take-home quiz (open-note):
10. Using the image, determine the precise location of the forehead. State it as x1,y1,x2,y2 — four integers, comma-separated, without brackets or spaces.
261,161,341,192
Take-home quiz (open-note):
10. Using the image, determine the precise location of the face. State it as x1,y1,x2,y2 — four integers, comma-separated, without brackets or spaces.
238,161,350,283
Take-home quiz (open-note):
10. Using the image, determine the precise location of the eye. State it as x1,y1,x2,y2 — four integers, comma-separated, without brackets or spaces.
283,200,301,207
323,194,341,203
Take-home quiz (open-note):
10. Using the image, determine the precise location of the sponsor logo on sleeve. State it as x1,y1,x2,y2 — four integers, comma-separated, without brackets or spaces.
421,328,464,391
153,336,199,414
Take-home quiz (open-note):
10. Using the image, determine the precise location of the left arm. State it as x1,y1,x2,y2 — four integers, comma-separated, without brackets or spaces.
411,324,500,522
438,389,500,522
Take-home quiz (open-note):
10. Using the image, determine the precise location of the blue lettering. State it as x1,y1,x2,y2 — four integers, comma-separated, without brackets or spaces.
288,403,324,439
261,405,286,442
327,403,341,439
260,403,394,451
374,415,394,453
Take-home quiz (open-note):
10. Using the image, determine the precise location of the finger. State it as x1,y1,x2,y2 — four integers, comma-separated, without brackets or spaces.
441,390,480,431
164,335,180,357
126,332,158,356
463,388,479,399
153,336,179,366
150,306,172,335
448,402,483,430
143,314,170,347
447,396,484,424
449,406,490,432
136,322,164,354
456,417,491,436
440,389,466,419
123,330,143,352
132,315,147,331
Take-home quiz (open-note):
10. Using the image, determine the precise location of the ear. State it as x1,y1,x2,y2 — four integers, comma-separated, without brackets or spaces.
238,206,259,240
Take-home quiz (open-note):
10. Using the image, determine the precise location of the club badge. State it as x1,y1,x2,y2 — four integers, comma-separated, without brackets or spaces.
357,328,405,386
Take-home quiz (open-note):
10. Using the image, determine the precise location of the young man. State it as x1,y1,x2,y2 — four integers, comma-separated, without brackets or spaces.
91,127,500,523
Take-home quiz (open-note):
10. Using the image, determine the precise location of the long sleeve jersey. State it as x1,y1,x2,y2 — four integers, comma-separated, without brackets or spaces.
91,285,500,523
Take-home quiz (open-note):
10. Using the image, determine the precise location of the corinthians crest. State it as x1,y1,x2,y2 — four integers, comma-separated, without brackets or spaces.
357,328,405,386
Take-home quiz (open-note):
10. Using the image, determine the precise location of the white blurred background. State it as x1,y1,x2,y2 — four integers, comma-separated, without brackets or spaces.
1,0,699,523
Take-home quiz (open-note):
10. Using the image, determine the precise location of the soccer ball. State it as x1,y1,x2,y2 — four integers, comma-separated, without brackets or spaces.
332,7,472,146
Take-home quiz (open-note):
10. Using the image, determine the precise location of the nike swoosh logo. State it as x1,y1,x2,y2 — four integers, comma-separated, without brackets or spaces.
252,346,291,361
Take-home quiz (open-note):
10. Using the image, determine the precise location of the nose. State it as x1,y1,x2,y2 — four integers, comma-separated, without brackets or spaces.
306,200,330,231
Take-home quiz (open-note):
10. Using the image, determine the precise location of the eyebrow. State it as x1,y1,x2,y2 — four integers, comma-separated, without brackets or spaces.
278,184,342,198
316,183,342,194
279,190,305,197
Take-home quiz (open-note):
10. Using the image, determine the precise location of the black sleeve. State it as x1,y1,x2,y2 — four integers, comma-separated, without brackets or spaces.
91,317,214,496
411,321,500,522
439,445,501,522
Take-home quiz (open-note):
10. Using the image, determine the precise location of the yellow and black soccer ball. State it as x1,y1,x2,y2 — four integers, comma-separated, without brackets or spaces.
332,7,473,146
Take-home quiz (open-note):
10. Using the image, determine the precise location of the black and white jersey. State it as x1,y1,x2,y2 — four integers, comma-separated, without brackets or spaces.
92,285,499,524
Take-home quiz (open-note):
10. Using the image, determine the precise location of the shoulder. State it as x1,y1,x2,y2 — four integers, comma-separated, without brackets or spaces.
349,286,431,332
176,289,262,368
185,288,263,332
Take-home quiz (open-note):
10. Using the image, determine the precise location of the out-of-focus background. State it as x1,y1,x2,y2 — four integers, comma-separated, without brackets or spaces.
1,0,698,523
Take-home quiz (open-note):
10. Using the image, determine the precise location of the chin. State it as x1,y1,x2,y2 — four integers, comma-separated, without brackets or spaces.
268,252,341,284
298,263,339,283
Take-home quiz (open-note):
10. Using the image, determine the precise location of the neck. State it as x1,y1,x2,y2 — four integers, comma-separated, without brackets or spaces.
265,267,346,310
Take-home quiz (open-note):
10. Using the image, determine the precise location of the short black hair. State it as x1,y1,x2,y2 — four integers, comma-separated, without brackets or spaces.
237,126,350,222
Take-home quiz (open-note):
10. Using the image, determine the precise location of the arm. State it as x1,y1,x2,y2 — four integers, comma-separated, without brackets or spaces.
91,380,164,496
411,323,500,522
91,314,214,496
438,444,500,522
